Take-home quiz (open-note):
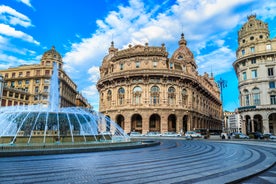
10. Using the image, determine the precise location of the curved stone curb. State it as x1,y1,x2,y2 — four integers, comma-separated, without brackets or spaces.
0,140,160,157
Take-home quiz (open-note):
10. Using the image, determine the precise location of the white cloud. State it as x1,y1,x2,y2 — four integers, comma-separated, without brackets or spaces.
88,66,100,83
0,5,32,27
16,0,33,8
0,23,39,44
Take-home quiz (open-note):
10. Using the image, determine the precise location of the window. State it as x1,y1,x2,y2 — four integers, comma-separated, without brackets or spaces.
35,79,40,84
12,73,15,78
136,61,140,68
242,61,246,66
266,44,271,50
44,79,50,83
107,90,112,105
120,63,124,70
36,70,40,76
35,86,39,93
169,62,173,69
168,87,176,105
4,73,8,78
251,59,256,64
25,80,29,85
26,71,30,77
150,86,160,105
19,72,23,77
118,87,125,105
133,86,142,105
18,80,22,85
45,70,50,76
242,49,245,55
269,81,275,88
251,70,257,78
182,89,187,106
11,81,15,88
46,61,51,66
271,95,276,105
43,86,49,92
153,61,157,68
268,68,274,76
250,47,255,53
252,88,260,105
244,90,250,106
242,72,247,80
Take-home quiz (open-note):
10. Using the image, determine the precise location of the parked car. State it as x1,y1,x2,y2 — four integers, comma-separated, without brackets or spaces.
145,132,162,136
248,132,264,139
161,132,181,137
185,131,202,138
263,133,276,139
129,132,143,137
231,132,249,139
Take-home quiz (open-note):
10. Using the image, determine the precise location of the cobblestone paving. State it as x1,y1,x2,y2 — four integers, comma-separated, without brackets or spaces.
0,139,275,184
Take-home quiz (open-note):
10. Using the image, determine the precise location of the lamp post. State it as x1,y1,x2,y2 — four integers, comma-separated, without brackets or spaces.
217,77,227,132
0,74,4,107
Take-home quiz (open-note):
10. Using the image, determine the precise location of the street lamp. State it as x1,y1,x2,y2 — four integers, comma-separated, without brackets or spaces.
0,74,4,106
217,77,227,132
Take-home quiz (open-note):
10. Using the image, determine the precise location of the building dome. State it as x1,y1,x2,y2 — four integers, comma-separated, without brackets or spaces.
170,33,197,69
41,46,63,69
238,14,269,47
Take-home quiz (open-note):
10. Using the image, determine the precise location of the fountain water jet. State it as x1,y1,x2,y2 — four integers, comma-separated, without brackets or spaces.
0,62,130,145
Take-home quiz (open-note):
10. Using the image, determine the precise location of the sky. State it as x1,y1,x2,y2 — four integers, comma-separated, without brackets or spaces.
0,0,276,112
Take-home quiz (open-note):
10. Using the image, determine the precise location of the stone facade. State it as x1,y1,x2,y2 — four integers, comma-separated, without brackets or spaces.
0,46,80,108
233,14,276,134
97,34,222,134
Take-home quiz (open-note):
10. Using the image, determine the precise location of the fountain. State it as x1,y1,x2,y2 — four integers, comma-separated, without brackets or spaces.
0,62,130,146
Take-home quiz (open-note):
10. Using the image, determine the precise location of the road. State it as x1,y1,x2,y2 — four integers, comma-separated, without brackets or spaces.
0,139,275,184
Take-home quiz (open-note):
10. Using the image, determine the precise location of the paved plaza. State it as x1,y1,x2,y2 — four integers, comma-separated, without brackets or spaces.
0,139,275,184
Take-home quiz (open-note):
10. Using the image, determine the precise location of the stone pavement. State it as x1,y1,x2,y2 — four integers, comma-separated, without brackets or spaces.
0,139,275,184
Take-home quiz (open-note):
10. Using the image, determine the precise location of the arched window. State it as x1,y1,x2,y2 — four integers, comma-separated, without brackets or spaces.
107,90,112,106
168,86,176,105
252,87,260,105
150,86,160,105
118,87,125,105
133,86,142,105
244,89,250,106
182,89,187,106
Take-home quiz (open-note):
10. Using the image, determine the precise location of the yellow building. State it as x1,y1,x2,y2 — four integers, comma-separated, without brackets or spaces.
0,46,78,107
97,34,222,134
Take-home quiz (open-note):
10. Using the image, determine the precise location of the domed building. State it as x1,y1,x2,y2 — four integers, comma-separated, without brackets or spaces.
233,14,276,134
0,46,86,108
97,34,222,134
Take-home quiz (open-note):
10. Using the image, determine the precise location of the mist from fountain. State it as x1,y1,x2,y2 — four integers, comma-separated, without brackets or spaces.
0,62,130,145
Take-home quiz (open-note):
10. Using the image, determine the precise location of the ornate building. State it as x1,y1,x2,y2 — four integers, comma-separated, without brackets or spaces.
97,34,222,134
233,15,276,134
0,46,81,108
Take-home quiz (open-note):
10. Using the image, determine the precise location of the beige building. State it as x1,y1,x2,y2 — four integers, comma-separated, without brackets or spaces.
233,14,276,134
0,46,78,108
97,34,222,134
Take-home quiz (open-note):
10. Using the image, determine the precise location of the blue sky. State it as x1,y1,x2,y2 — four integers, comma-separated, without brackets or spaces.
0,0,276,111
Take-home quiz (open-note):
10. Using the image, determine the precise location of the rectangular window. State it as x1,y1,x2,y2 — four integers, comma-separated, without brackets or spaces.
18,80,22,85
266,44,271,50
242,49,245,55
242,72,247,80
12,73,15,78
153,61,157,68
245,95,250,106
5,73,8,78
35,79,40,84
268,68,274,76
26,71,30,77
36,70,40,76
18,72,23,77
43,86,49,92
120,63,124,70
136,61,140,68
11,81,15,88
242,61,246,66
270,95,276,105
25,80,29,85
169,62,173,69
250,47,255,53
45,70,50,76
251,59,256,64
252,70,257,78
269,81,275,88
35,86,39,93
44,79,50,83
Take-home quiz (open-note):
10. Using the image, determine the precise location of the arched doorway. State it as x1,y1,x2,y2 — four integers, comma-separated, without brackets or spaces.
268,113,276,134
182,115,188,133
116,114,125,129
245,115,251,134
131,114,142,133
253,114,263,133
168,114,177,132
149,114,161,132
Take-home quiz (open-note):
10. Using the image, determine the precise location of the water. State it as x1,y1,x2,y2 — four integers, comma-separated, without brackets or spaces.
0,62,130,145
